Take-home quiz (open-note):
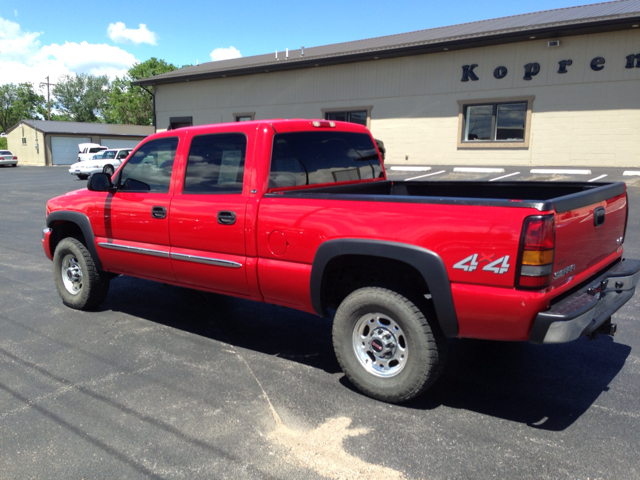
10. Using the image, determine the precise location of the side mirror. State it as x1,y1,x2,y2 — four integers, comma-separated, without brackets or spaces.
374,138,386,162
87,173,114,192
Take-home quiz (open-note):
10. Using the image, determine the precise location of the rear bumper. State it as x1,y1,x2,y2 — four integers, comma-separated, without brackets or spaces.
529,258,640,344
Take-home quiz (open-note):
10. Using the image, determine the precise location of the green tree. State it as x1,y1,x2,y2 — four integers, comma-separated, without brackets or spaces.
52,73,112,123
108,58,179,125
0,138,7,150
0,83,46,133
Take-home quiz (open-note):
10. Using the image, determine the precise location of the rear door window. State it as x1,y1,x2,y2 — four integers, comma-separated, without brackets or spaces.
183,133,246,194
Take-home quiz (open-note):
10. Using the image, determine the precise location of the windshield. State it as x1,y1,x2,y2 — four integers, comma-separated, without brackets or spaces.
0,150,12,155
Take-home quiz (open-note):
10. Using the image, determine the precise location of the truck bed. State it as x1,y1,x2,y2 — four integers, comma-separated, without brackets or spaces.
272,180,626,213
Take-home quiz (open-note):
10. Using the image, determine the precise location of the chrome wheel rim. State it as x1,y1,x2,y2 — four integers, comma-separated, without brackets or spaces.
352,313,407,378
61,254,83,295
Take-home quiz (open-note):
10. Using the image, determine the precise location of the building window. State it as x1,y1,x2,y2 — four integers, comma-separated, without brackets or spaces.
322,107,372,128
457,96,534,149
168,116,192,130
234,113,254,122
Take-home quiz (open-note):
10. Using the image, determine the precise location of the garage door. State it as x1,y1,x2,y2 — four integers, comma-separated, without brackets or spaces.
51,136,91,165
100,138,142,149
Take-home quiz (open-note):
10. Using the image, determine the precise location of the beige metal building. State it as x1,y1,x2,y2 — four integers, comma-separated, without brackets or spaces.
5,121,154,166
134,0,640,167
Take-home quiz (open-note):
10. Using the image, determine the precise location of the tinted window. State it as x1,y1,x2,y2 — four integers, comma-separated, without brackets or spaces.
118,137,178,193
0,150,11,155
269,132,382,188
184,133,246,194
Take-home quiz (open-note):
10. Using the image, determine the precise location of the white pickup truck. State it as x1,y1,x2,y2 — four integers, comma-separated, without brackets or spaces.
77,143,107,162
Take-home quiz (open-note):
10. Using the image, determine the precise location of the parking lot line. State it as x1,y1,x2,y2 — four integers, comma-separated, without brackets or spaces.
623,171,640,176
389,166,432,172
453,167,505,173
405,170,446,181
489,172,521,182
588,174,608,182
530,168,592,175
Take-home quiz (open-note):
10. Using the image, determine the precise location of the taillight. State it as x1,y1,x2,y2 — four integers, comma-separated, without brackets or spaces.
516,214,555,289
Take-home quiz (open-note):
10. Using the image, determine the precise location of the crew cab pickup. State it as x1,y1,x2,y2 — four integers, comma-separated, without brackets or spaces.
43,119,639,403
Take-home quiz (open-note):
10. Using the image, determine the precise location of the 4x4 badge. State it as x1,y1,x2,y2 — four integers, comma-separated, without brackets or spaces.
453,254,510,274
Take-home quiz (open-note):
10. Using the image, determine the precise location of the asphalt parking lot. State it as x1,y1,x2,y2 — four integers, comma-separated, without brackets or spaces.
1,165,639,479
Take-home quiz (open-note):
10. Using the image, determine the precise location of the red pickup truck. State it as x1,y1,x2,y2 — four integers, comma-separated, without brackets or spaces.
43,119,639,403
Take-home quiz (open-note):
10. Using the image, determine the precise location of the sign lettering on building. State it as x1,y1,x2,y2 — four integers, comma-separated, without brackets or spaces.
461,54,640,82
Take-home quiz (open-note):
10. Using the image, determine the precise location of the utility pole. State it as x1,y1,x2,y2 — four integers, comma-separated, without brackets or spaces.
39,76,55,121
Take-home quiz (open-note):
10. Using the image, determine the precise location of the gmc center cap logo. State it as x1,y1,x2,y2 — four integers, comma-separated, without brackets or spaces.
371,339,384,353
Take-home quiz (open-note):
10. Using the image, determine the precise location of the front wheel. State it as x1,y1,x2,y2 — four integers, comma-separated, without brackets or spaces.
333,287,447,403
53,237,110,310
103,164,114,176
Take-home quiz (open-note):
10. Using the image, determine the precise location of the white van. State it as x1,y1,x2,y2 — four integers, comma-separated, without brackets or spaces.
77,143,107,162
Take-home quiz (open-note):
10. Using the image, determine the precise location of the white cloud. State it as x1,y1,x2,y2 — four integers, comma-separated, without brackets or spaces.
0,16,138,85
107,22,158,45
0,16,41,62
210,46,241,62
41,41,136,76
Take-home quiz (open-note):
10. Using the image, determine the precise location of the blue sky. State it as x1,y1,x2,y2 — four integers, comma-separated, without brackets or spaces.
1,0,606,87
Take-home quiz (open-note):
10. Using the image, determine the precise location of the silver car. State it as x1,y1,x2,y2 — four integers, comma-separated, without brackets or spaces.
0,150,18,167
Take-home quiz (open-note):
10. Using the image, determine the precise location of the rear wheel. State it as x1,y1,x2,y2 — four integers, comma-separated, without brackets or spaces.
103,164,114,176
333,287,447,403
77,174,88,180
53,237,110,310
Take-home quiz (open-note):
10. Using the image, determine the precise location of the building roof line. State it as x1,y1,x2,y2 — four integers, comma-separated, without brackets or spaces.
6,119,154,137
133,0,640,86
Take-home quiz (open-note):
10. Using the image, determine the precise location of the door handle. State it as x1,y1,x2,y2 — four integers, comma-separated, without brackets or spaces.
152,206,167,219
217,211,236,225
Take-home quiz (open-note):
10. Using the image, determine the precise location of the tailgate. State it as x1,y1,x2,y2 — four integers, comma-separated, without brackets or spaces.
552,183,627,287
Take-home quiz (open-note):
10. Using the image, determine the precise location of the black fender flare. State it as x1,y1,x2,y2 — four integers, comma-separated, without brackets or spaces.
46,211,103,271
310,239,459,337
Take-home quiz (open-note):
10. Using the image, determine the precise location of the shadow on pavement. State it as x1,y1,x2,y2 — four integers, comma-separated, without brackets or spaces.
102,275,631,432
403,336,630,431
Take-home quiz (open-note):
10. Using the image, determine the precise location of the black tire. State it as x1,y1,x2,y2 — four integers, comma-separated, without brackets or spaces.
333,287,447,403
103,165,114,176
77,174,89,180
53,237,110,310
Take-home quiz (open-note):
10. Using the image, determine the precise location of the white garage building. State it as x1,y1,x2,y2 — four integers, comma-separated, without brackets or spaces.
6,120,154,166
134,0,640,168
